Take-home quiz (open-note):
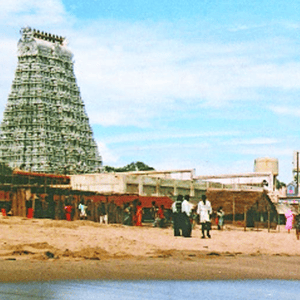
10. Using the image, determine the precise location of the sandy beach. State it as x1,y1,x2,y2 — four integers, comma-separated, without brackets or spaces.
0,216,299,282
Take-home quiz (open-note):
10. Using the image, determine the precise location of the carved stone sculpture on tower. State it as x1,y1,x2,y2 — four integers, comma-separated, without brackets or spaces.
0,27,102,174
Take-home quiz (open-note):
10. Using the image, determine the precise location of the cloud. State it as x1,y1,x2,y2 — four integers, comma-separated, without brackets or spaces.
270,106,300,117
67,23,300,126
1,5,300,128
281,21,300,30
234,146,293,157
227,23,267,32
96,141,119,164
110,142,212,154
0,0,69,27
225,137,280,146
102,130,240,144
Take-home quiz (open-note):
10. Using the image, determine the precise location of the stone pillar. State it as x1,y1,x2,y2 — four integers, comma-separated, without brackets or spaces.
173,181,177,196
190,180,195,197
120,175,127,193
138,176,144,195
11,191,17,217
73,195,79,220
156,178,160,196
17,188,26,217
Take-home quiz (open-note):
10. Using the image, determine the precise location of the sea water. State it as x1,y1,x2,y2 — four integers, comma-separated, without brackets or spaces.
0,280,299,300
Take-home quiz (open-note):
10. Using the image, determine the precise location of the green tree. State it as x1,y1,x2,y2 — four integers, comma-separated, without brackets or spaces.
104,161,155,173
0,163,13,176
276,179,286,190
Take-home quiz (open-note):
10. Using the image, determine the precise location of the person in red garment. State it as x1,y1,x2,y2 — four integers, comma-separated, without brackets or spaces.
154,204,166,228
135,200,143,226
64,204,73,221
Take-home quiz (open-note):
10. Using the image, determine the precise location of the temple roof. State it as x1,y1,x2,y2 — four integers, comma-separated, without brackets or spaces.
21,26,65,45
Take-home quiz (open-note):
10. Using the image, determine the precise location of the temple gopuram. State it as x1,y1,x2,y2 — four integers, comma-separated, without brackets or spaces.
0,27,102,174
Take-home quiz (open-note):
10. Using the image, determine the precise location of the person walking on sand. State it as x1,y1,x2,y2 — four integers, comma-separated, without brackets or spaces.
182,195,193,237
135,200,143,226
197,195,212,238
295,214,300,240
172,195,185,236
190,208,198,229
151,201,158,226
131,200,138,226
154,204,166,228
217,206,225,230
64,203,73,221
99,201,108,225
285,209,294,233
78,201,87,220
123,203,131,225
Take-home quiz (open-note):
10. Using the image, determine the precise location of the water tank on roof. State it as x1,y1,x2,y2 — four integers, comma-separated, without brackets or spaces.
254,157,278,176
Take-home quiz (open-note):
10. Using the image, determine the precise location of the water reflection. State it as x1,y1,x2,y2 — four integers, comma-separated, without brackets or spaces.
0,280,299,300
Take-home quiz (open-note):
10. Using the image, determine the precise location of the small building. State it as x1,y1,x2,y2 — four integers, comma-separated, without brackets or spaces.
206,189,278,228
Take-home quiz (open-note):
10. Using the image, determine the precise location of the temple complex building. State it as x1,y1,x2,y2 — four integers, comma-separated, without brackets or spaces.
0,27,102,174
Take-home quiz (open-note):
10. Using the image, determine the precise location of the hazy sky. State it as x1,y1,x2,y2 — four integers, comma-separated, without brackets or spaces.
1,0,300,183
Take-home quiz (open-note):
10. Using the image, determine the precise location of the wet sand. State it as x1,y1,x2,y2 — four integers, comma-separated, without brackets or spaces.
0,216,299,281
1,255,300,282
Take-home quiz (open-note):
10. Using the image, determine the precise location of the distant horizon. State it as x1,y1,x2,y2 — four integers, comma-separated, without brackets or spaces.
1,1,299,184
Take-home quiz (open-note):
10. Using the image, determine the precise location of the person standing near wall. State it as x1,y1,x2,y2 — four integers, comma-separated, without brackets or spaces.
64,203,73,221
217,206,225,230
151,201,158,226
285,209,294,233
135,200,143,226
182,195,193,237
99,201,108,224
123,203,131,225
295,214,300,240
108,200,117,224
197,195,212,238
172,195,185,236
154,204,166,228
78,200,87,220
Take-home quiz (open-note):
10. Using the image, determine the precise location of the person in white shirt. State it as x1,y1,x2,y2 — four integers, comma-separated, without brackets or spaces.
182,195,193,237
78,201,87,220
197,194,212,238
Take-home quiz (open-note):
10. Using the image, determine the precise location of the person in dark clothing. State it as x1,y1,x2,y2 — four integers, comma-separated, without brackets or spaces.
295,214,300,240
150,201,158,225
154,204,166,228
98,201,108,224
182,195,192,237
123,202,131,225
172,195,185,236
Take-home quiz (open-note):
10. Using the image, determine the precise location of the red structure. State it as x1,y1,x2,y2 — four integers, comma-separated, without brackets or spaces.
0,171,174,223
86,194,173,209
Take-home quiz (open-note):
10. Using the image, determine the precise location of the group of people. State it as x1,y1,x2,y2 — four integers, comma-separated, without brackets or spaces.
172,194,225,238
78,199,143,226
151,201,168,228
76,195,224,238
75,198,172,228
121,200,144,226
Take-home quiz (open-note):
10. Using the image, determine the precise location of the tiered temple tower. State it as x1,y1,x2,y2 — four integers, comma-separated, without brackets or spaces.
0,27,102,174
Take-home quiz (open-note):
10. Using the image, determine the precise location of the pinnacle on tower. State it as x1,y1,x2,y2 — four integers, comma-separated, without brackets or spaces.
0,27,102,174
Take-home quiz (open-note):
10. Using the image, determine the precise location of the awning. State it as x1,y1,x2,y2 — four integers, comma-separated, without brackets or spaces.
274,203,298,214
